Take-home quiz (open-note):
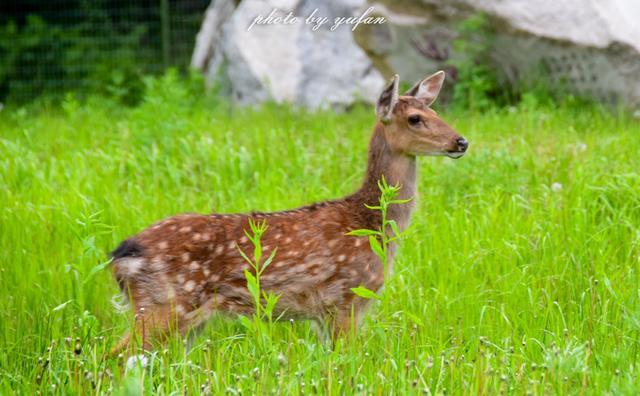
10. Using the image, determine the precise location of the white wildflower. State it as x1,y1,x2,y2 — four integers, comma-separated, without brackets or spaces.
551,182,563,192
125,354,149,372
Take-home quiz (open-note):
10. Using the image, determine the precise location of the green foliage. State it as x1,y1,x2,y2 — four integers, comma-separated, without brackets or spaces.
0,14,149,104
450,13,501,110
0,87,639,393
237,218,280,340
0,1,205,104
348,176,410,299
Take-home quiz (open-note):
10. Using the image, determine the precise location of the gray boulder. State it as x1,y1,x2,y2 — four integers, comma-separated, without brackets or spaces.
193,0,640,108
193,0,385,109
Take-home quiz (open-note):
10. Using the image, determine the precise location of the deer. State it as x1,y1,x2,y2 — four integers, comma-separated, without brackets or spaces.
109,71,468,360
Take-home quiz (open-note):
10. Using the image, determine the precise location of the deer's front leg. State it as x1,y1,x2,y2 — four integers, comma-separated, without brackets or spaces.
328,303,364,341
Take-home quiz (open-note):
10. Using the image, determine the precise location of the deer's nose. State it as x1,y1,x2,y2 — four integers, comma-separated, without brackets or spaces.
456,137,469,152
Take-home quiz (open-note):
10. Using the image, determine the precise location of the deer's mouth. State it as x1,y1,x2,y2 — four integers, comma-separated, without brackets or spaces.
446,137,468,159
446,151,466,159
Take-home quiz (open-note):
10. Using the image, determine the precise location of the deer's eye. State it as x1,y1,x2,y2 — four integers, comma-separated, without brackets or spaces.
408,115,421,126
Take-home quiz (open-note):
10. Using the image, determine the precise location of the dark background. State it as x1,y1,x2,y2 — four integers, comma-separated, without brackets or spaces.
0,0,209,103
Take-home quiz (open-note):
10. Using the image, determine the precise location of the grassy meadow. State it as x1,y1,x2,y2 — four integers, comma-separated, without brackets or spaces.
1,77,640,394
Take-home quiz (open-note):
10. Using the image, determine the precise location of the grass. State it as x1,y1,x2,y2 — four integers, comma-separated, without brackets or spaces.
1,77,639,394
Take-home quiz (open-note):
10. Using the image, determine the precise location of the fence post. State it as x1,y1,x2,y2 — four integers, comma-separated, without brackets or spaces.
160,0,171,68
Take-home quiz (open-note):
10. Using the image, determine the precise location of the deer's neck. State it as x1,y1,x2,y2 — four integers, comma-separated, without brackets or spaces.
352,123,417,232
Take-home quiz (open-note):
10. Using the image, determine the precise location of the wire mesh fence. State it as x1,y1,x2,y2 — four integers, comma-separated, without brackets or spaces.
0,0,210,104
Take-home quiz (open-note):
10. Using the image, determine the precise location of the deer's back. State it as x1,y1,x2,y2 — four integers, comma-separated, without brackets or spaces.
111,201,383,320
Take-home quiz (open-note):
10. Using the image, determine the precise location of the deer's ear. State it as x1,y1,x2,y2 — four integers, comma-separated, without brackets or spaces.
405,70,445,107
376,74,399,123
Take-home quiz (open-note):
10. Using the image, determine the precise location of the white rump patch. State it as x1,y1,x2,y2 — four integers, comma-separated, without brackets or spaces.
115,257,145,276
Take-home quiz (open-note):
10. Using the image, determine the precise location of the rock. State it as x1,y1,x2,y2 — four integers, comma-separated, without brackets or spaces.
193,0,640,108
191,0,236,71
376,0,640,106
466,0,640,53
194,0,385,109
441,0,640,106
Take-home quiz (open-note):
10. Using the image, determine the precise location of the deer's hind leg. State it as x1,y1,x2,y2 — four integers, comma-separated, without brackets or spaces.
110,303,177,358
110,298,220,359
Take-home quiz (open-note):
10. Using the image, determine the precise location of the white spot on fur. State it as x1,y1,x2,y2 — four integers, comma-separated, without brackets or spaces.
354,238,362,247
275,233,282,240
157,241,168,250
240,235,248,244
228,241,235,250
328,239,339,248
337,254,346,262
181,252,190,262
189,261,200,271
203,268,210,277
185,280,195,292
179,226,192,233
202,234,211,241
193,233,202,241
284,237,292,244
177,274,186,284
215,245,224,254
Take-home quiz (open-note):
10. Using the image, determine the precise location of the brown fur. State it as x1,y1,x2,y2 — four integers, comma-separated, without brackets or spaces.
109,73,466,355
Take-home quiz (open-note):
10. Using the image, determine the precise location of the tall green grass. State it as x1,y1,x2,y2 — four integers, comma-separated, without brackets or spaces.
1,76,639,394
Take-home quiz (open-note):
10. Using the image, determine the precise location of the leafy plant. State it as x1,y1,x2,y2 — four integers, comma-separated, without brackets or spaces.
449,13,501,111
347,176,410,299
237,218,280,348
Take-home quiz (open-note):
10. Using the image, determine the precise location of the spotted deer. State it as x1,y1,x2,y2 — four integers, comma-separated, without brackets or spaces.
110,71,468,356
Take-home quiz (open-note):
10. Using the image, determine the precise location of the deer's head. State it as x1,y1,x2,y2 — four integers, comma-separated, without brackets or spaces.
376,71,468,159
